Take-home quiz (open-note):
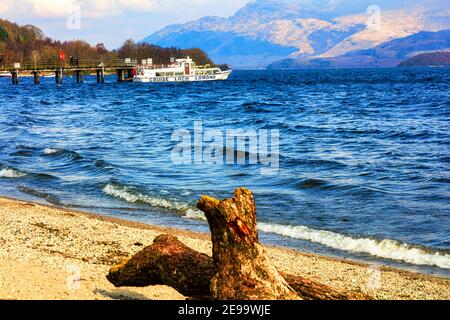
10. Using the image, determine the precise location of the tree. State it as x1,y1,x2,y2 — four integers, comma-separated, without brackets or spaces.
118,39,137,59
0,18,214,67
96,43,108,55
23,25,45,41
0,26,8,42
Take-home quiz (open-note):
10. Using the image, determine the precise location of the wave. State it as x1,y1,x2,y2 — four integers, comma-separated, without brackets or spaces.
103,183,203,217
103,182,450,268
0,167,27,178
0,165,59,180
282,156,347,169
258,222,450,269
428,177,450,184
33,172,59,180
93,159,113,168
40,100,53,106
241,102,278,113
43,148,82,160
175,200,450,268
17,185,62,206
13,145,39,156
43,148,60,155
10,150,34,157
295,178,328,190
292,177,390,196
184,208,206,220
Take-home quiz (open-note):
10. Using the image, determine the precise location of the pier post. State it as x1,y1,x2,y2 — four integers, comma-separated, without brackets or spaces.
75,70,83,83
11,70,19,85
55,68,63,84
117,69,124,82
96,68,105,83
32,71,40,84
127,69,133,80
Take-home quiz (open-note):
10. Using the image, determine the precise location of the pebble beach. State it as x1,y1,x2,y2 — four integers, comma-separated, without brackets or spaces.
0,197,448,300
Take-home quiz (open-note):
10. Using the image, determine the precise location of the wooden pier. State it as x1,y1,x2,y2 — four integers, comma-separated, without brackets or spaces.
1,59,137,85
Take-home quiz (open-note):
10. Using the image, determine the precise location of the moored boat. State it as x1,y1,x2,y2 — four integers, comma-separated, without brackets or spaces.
133,57,231,83
0,72,12,78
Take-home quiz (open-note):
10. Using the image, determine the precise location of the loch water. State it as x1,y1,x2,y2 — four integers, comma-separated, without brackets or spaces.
0,68,449,275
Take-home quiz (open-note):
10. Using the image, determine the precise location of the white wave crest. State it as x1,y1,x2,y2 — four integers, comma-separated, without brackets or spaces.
184,208,207,221
103,183,204,217
0,168,27,178
103,182,449,268
43,148,60,155
258,222,450,269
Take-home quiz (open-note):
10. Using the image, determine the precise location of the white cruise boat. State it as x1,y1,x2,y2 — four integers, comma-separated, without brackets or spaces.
0,72,12,78
133,57,231,83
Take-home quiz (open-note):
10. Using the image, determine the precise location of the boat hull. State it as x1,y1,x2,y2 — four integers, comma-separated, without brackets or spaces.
134,71,231,83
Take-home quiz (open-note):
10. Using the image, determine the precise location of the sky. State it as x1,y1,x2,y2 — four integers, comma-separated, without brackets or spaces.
0,0,250,49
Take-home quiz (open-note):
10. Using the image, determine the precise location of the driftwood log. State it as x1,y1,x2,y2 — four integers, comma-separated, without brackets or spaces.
106,234,214,297
107,234,368,300
197,188,298,299
107,188,369,300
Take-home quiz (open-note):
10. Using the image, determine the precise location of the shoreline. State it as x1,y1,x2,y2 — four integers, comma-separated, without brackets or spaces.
0,196,448,300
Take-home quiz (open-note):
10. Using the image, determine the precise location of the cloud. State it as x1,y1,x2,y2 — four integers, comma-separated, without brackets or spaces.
0,2,10,12
0,0,156,18
23,0,156,18
28,0,78,18
0,0,248,19
117,0,157,11
0,0,249,48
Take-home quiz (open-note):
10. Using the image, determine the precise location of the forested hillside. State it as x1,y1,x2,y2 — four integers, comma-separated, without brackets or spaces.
0,19,213,67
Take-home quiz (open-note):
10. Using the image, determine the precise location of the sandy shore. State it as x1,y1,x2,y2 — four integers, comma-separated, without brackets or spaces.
0,197,448,300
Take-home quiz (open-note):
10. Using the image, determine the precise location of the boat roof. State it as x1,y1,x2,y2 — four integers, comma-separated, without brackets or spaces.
175,56,193,63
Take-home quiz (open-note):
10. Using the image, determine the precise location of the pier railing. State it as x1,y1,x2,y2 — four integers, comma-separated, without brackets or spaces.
0,59,138,72
1,58,141,84
0,59,225,73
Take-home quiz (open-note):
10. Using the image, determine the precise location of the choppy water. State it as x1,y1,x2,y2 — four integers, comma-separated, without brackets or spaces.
1,68,449,275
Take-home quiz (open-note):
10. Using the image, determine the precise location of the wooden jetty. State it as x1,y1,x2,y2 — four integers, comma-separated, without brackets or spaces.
1,59,138,85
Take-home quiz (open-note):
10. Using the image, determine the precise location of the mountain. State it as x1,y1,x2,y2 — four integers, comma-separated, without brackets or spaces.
268,30,450,68
398,51,450,67
143,0,450,68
